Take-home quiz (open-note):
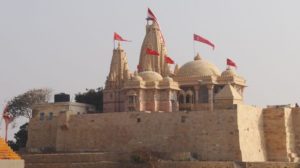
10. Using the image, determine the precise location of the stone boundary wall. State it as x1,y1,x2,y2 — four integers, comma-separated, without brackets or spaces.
262,107,296,161
263,107,287,161
27,118,58,153
28,110,242,161
291,108,300,161
237,105,266,161
55,110,242,161
27,104,267,161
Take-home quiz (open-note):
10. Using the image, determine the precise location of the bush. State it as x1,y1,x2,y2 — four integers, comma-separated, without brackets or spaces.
131,154,146,164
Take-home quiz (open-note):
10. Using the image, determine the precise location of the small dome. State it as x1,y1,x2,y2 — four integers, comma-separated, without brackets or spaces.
138,71,163,82
221,68,237,77
177,56,221,77
163,76,173,82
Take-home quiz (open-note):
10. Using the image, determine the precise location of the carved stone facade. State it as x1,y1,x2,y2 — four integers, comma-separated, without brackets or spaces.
174,53,246,112
103,19,246,113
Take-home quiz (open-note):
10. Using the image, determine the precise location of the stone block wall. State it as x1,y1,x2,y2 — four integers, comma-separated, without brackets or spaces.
27,105,268,162
263,107,290,161
72,111,242,160
237,105,266,161
27,118,58,153
291,108,300,161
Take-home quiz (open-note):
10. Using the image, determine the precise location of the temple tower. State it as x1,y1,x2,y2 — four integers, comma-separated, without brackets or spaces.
105,42,130,89
103,43,130,112
138,20,171,76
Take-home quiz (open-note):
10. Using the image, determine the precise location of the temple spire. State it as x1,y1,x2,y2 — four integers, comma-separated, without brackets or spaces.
105,43,130,89
138,20,171,76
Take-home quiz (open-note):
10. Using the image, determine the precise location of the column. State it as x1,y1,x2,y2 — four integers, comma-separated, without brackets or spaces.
194,86,200,104
153,90,158,112
207,84,214,112
194,86,200,110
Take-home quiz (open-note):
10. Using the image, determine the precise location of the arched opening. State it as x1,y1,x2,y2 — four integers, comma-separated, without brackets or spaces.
186,90,194,104
127,90,138,112
179,94,184,104
186,95,191,104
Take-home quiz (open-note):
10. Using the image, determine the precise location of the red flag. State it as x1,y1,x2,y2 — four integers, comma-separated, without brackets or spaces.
193,34,215,49
165,56,174,64
227,58,237,68
146,48,160,56
114,32,130,42
147,8,157,21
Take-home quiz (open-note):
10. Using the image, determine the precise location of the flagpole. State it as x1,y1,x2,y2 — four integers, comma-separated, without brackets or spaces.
193,38,196,56
5,122,8,142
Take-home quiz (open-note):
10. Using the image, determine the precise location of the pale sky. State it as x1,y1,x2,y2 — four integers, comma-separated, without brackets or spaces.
1,0,300,139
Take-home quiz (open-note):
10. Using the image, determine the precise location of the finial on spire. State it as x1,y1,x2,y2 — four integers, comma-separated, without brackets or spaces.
116,41,122,50
194,53,202,60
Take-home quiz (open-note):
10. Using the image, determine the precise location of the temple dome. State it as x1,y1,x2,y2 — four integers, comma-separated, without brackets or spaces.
163,76,173,82
221,68,237,77
177,54,221,77
138,71,163,82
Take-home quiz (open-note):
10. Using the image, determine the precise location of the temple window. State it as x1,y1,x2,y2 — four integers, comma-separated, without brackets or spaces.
39,112,45,121
48,112,53,120
129,96,135,104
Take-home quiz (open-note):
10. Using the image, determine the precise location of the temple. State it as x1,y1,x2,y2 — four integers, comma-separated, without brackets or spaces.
103,19,246,113
23,9,300,168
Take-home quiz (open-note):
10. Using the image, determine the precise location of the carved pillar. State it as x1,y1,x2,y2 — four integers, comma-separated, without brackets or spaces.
137,90,141,112
194,86,200,104
207,84,214,112
154,89,158,112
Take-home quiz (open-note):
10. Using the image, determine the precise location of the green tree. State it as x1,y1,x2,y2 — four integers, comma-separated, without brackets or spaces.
7,88,52,119
75,87,103,112
8,123,28,151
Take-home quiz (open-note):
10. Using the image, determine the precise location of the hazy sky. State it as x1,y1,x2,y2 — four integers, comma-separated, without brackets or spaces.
1,0,300,139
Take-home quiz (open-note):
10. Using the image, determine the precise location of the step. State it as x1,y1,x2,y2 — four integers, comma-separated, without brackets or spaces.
25,161,145,168
22,152,131,163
